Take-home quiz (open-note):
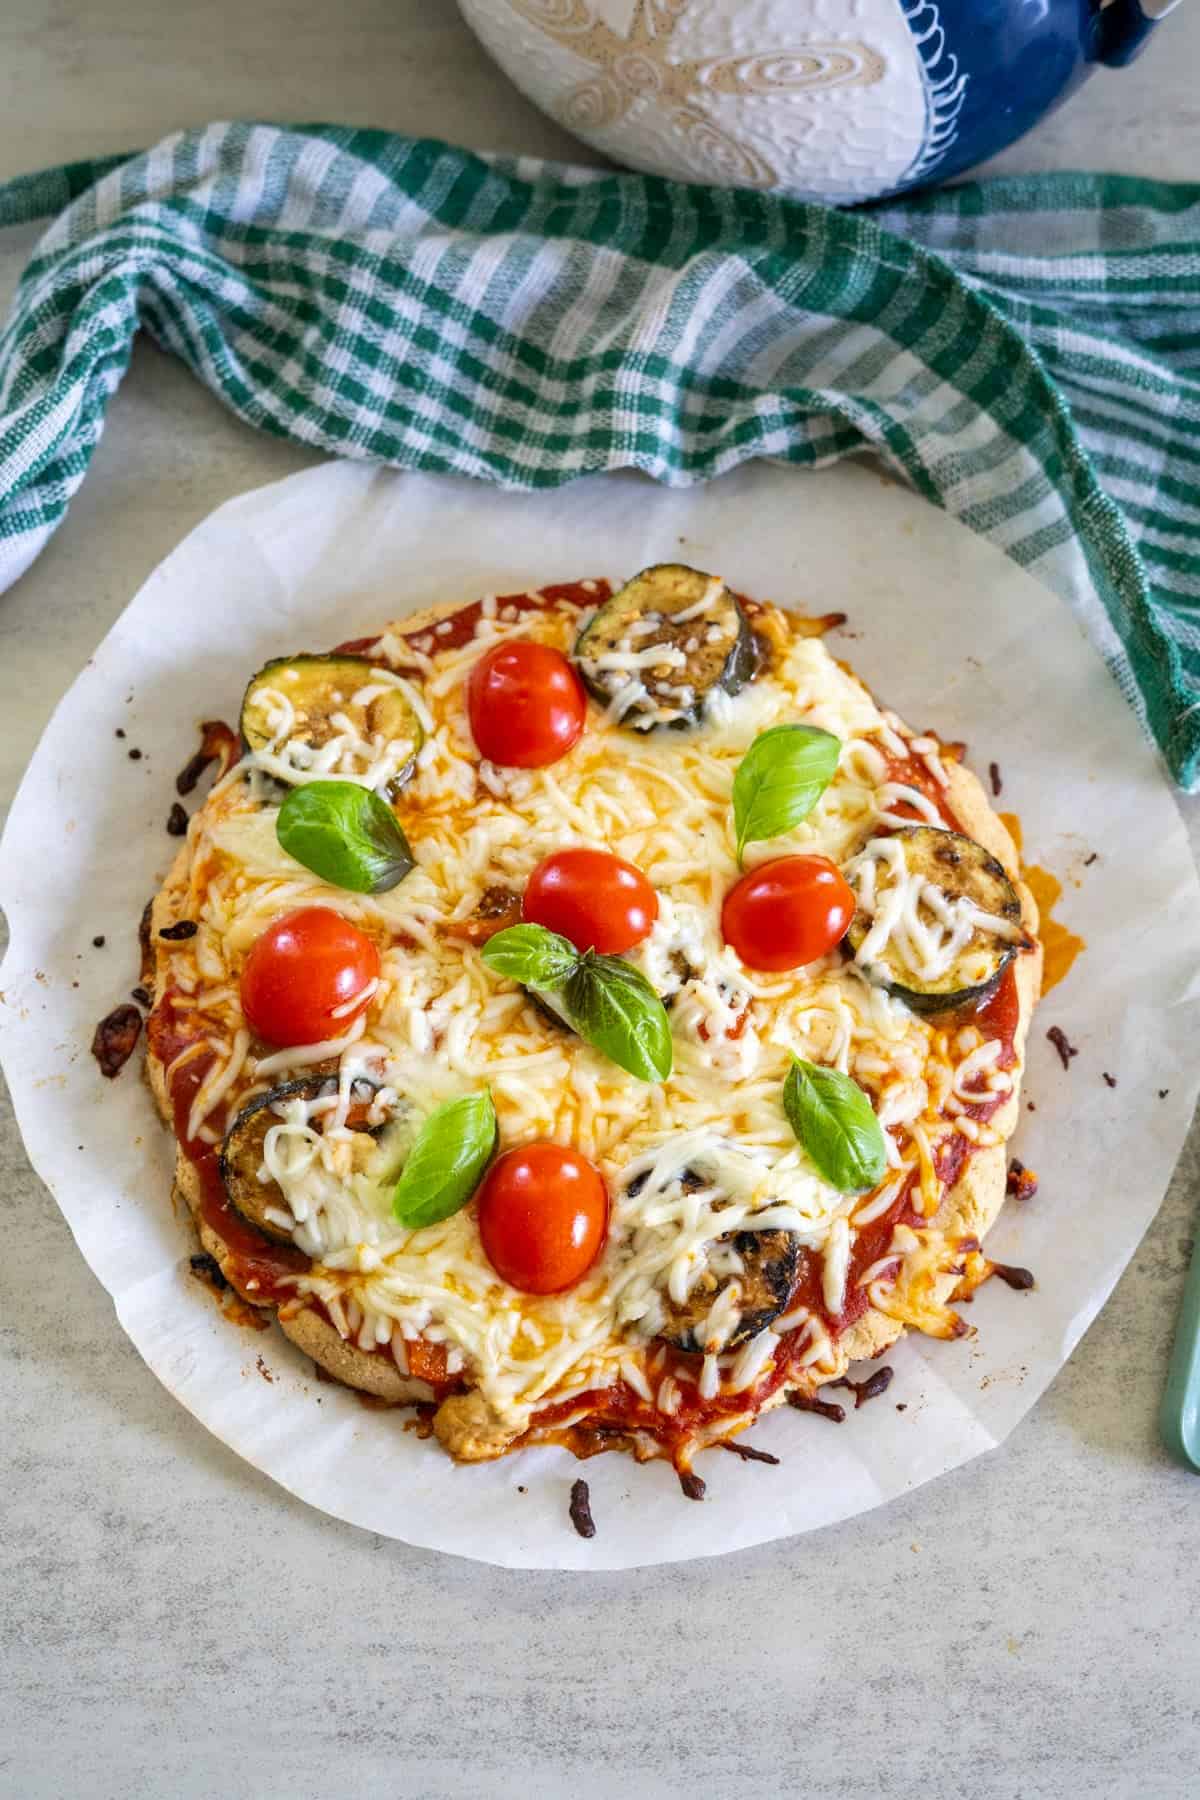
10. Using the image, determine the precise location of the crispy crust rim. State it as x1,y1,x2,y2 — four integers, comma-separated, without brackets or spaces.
146,598,1042,1453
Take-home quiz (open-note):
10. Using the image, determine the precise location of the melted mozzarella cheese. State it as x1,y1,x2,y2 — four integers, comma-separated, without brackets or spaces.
169,597,1017,1440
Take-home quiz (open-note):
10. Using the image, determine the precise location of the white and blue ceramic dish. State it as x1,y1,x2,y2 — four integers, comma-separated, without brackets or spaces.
458,0,1180,203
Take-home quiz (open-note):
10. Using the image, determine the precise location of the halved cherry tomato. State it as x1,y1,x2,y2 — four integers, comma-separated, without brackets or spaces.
239,905,379,1047
721,855,854,972
476,1143,608,1295
467,640,586,768
522,847,658,954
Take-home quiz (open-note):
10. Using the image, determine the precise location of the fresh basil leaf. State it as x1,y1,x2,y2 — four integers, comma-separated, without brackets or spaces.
276,779,414,894
480,928,671,1083
732,724,841,866
564,953,673,1084
783,1058,886,1194
481,923,579,990
392,1091,498,1229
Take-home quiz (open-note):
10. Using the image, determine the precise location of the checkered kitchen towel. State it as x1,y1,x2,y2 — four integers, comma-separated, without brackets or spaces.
1,123,1198,785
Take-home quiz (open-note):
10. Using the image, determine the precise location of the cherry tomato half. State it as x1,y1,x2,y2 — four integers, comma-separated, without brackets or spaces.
721,855,855,973
476,1143,608,1295
467,640,586,769
522,847,658,955
239,905,380,1047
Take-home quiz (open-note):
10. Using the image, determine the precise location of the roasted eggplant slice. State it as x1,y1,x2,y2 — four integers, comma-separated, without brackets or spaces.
574,563,755,732
660,1226,801,1354
845,825,1029,1014
240,655,423,791
220,1075,385,1244
626,1166,801,1353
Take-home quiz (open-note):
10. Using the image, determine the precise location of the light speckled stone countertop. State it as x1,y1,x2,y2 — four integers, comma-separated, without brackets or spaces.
1,6,1198,1796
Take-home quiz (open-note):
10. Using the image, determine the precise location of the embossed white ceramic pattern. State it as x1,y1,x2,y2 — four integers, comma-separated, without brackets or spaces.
459,0,933,201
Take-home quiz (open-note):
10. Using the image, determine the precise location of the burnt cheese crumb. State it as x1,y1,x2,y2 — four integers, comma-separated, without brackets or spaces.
176,747,209,794
166,801,188,837
788,1392,845,1425
139,898,154,957
189,1252,228,1292
91,1004,142,1078
721,1440,780,1466
1006,1158,1039,1201
1046,1025,1078,1070
176,720,238,795
990,1262,1035,1292
828,1366,894,1408
159,920,198,941
1102,1071,1117,1089
568,1478,596,1538
988,761,1002,797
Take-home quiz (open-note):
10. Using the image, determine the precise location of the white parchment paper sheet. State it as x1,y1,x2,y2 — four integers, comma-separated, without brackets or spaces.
2,460,1197,1568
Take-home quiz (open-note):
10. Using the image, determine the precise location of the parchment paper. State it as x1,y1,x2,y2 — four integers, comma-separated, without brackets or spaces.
2,460,1197,1569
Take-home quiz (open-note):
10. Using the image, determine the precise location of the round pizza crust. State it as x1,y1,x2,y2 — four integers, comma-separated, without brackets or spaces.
145,596,1042,1459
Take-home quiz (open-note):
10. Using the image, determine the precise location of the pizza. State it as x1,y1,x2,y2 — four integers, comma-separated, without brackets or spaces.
141,564,1041,1490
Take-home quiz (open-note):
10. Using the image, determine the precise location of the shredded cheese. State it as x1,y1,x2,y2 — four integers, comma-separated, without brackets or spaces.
161,592,1024,1445
846,834,1025,988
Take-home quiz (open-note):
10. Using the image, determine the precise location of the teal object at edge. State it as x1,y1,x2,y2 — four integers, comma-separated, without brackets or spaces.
1161,1224,1200,1472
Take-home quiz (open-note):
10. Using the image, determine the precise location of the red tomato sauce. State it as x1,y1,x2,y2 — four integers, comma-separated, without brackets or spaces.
333,579,607,660
882,751,962,831
404,1338,459,1398
150,995,309,1303
927,963,1023,1197
971,960,1021,1070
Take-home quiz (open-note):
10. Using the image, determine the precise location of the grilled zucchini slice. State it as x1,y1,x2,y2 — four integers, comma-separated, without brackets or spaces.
845,825,1028,1014
220,1076,401,1244
574,563,755,732
241,655,423,791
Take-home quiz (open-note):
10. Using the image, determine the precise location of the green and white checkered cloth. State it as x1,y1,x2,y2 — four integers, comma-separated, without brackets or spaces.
2,123,1198,785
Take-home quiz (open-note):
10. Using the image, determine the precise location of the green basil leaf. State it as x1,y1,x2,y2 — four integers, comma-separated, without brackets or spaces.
732,724,841,866
481,923,579,990
276,779,414,894
783,1058,886,1194
564,953,673,1084
392,1091,498,1229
